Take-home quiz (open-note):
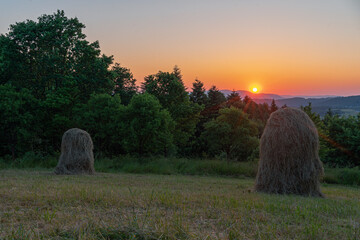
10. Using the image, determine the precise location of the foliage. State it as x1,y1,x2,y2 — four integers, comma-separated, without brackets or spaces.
38,87,81,152
0,84,39,158
74,93,125,154
322,114,360,167
202,107,259,161
189,78,208,105
111,63,137,105
301,103,329,160
123,93,175,156
270,99,278,113
142,70,202,153
142,71,187,110
0,10,114,100
302,103,360,167
203,85,226,120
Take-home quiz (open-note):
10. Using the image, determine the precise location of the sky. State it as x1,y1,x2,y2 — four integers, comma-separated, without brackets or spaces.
1,0,360,96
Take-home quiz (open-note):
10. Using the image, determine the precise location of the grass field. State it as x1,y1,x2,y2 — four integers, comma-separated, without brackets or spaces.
0,170,359,239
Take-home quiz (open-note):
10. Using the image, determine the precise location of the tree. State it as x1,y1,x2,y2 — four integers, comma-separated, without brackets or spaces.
111,63,137,105
142,70,202,153
124,93,175,155
270,99,278,113
0,10,114,100
172,65,183,84
201,107,259,161
225,90,243,108
322,115,360,167
243,95,252,105
301,103,323,128
74,93,125,154
227,90,240,101
207,86,226,108
0,85,39,158
142,71,187,110
189,78,208,105
301,102,329,162
39,86,80,152
203,85,226,120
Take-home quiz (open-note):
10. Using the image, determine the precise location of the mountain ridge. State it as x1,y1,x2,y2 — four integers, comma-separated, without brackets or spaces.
219,89,360,117
219,89,340,99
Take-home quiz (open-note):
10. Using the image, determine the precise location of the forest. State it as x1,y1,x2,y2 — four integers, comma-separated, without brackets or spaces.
0,10,359,169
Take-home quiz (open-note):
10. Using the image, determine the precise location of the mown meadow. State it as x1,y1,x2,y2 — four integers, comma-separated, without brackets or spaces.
0,170,359,239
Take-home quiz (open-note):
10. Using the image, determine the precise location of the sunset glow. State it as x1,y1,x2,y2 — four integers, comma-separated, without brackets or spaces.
252,88,258,93
1,1,360,96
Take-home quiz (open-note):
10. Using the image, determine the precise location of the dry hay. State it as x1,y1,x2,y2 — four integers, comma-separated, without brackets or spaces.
255,107,324,197
54,128,95,175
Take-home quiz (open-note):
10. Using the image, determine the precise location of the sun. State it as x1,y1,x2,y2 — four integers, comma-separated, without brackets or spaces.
252,87,258,93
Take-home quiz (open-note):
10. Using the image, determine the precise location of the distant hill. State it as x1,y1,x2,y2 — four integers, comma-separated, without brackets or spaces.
254,96,360,117
218,89,359,116
220,89,283,100
219,90,338,100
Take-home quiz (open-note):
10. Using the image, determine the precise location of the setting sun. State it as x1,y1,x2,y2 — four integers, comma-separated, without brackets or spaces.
252,87,258,93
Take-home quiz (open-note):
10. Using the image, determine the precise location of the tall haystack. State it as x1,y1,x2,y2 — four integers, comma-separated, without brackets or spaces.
255,107,324,197
54,128,95,175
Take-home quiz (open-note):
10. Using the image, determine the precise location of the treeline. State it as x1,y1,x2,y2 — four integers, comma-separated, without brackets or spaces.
302,104,360,167
0,11,359,167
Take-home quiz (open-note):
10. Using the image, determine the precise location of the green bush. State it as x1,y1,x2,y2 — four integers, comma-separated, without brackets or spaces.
323,167,360,186
337,168,360,186
0,152,58,169
94,156,257,178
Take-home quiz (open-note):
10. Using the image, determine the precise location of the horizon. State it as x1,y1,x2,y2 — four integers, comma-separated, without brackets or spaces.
217,89,346,98
1,0,360,96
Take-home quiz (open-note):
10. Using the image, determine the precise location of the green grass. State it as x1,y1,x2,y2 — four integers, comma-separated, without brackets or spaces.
0,170,359,239
0,154,258,178
2,154,360,187
94,157,258,178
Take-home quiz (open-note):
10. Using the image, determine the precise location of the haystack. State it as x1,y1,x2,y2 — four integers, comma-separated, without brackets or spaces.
54,128,95,175
254,107,324,197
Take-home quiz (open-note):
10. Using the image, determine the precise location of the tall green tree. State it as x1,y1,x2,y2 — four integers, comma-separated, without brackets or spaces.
172,65,183,84
189,78,208,106
74,93,125,154
124,93,175,155
201,107,259,161
226,90,243,109
321,112,360,167
111,63,137,105
142,71,187,110
206,85,226,109
0,85,39,158
0,10,114,100
39,86,80,152
203,85,226,120
301,103,329,162
142,70,202,153
270,99,278,113
227,90,240,101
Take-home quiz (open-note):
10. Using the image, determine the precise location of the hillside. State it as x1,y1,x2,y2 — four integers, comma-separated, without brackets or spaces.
220,89,284,100
254,95,360,116
219,89,360,116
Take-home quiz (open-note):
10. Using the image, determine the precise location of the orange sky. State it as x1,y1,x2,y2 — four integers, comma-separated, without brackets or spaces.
1,0,360,96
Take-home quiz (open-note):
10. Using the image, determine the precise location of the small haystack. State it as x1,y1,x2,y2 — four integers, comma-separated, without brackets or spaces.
54,128,95,175
255,107,324,197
